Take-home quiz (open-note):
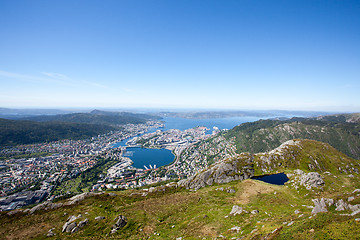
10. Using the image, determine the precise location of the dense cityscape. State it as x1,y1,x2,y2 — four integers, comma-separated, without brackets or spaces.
0,121,164,211
0,120,232,211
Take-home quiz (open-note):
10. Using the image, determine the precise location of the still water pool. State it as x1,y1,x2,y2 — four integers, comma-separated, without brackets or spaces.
252,173,289,185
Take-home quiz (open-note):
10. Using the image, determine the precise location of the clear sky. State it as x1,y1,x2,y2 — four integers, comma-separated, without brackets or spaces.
0,0,359,111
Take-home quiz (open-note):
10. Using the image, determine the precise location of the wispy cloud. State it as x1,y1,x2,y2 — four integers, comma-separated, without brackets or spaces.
41,72,71,81
0,70,108,89
0,70,59,84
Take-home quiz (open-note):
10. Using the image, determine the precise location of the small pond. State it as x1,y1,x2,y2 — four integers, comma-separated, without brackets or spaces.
252,173,289,185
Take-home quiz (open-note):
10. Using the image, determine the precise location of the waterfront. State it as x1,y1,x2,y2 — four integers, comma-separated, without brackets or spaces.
112,116,265,170
0,115,292,210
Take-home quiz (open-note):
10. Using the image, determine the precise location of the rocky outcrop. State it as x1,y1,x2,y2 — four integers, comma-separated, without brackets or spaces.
287,170,325,190
27,192,103,215
78,218,89,228
29,201,63,214
62,216,78,233
178,153,254,190
312,197,360,215
111,215,127,234
299,172,325,189
312,198,332,214
64,192,103,206
335,199,349,211
61,214,88,234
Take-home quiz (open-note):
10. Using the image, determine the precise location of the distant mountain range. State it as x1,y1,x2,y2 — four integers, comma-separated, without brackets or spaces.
20,109,160,126
156,110,334,119
0,107,77,119
0,110,160,146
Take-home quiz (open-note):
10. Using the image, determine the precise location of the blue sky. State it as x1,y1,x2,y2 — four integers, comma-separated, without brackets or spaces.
0,0,359,111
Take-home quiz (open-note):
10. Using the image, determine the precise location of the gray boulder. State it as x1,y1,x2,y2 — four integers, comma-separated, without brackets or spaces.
111,215,127,234
348,196,355,202
71,226,79,233
352,189,360,194
227,188,236,193
230,226,241,233
62,221,77,233
66,215,78,223
47,228,55,237
335,199,349,211
351,209,360,216
349,204,360,212
230,205,245,216
251,210,259,214
78,218,88,228
62,215,80,233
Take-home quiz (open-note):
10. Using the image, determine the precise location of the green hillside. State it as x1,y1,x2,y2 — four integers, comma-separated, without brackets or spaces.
0,110,160,146
225,117,360,159
0,118,116,146
1,139,360,239
21,110,160,126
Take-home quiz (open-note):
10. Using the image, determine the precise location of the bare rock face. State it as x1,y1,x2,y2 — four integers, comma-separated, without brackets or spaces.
178,154,254,190
30,201,63,214
64,192,103,206
299,172,325,189
111,215,127,234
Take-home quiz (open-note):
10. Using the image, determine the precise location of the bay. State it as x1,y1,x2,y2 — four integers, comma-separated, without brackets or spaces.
125,147,175,169
161,116,262,131
113,116,276,169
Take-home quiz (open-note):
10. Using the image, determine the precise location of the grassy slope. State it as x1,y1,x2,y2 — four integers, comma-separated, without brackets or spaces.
253,139,358,175
1,140,360,239
1,175,360,240
225,119,360,159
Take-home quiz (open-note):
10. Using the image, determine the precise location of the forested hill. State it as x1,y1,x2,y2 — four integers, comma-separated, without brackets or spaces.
0,118,116,146
20,110,160,126
225,114,360,159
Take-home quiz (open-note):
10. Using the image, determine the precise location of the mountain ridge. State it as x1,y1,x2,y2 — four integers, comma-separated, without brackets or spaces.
20,110,160,126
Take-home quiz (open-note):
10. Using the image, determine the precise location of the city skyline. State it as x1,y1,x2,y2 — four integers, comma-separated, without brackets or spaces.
0,1,359,111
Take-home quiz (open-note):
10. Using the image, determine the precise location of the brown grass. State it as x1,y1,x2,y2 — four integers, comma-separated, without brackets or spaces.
235,179,278,205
